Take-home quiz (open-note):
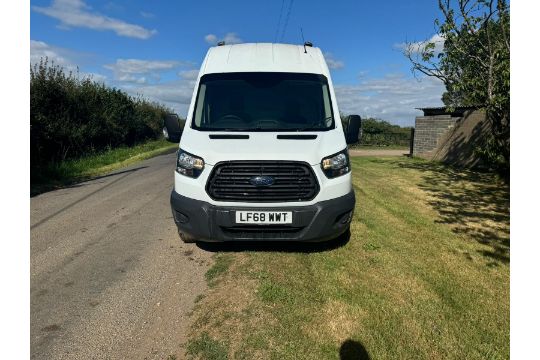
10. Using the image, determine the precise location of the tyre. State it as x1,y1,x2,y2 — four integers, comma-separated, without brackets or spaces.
179,230,197,243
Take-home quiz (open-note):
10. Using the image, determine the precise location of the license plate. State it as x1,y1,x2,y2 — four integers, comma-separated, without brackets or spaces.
235,211,292,224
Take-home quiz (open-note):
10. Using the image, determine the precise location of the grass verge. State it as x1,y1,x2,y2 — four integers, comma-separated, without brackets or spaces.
205,254,234,288
348,144,409,150
186,156,509,360
186,333,229,360
31,138,177,196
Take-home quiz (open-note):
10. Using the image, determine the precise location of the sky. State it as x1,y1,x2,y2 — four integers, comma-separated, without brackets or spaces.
30,0,446,126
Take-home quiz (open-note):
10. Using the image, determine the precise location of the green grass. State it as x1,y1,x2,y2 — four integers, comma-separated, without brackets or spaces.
348,144,409,150
186,157,509,360
205,254,234,287
31,138,177,195
186,332,229,360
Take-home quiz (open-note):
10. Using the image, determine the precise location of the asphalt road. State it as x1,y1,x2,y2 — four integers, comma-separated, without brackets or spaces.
30,152,212,360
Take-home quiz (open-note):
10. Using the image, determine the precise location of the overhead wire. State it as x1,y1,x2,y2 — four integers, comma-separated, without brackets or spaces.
274,0,285,43
280,0,295,42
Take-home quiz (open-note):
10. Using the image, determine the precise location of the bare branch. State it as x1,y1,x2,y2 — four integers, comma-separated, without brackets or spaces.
403,43,449,83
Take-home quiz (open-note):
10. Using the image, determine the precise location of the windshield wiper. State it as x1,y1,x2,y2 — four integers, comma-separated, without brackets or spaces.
208,128,255,132
296,116,333,131
205,117,333,132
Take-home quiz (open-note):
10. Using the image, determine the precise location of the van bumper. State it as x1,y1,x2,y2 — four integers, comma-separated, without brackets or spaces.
170,190,355,242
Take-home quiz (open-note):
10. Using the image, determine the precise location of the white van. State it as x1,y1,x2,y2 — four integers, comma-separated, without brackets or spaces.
170,42,360,242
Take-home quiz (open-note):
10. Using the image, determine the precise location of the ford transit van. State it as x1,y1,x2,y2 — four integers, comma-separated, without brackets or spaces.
170,42,360,242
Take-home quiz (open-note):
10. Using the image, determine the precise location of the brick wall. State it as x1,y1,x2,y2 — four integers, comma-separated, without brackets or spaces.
412,109,489,168
413,115,459,156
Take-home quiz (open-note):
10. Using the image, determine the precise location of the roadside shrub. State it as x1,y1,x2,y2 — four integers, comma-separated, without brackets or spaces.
360,118,412,146
342,114,412,146
31,58,172,179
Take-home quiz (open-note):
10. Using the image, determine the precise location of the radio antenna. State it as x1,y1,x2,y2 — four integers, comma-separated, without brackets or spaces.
300,28,307,53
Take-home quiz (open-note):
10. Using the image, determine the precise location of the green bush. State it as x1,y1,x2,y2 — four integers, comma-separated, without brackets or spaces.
342,115,412,146
31,58,172,180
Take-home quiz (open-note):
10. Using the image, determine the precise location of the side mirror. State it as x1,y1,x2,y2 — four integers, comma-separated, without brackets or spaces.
344,115,361,144
163,114,182,143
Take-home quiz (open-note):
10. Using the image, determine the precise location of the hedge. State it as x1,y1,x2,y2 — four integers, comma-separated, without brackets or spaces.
31,58,171,179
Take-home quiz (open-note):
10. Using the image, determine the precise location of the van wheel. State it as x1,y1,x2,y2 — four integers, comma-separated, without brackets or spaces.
179,230,196,243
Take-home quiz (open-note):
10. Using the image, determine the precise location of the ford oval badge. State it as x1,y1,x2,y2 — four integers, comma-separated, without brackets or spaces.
249,175,275,187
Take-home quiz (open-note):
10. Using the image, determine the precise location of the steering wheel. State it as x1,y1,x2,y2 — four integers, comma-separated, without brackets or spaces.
209,114,245,127
217,114,243,122
257,119,280,127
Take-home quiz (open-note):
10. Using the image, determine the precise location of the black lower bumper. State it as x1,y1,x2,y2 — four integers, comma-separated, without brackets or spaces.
170,190,355,242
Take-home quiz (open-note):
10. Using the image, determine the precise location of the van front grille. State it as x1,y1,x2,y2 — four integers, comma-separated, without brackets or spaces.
206,161,319,202
220,226,304,239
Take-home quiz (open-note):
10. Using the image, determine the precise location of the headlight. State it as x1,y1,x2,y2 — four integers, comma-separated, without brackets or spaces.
176,149,204,178
321,149,350,178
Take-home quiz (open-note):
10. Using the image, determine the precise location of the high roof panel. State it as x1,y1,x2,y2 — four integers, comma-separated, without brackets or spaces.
202,43,328,76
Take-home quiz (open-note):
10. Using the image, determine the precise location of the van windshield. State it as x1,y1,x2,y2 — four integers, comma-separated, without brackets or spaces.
192,72,335,131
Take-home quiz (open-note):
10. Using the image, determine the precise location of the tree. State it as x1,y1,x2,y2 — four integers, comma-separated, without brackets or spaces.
404,0,510,172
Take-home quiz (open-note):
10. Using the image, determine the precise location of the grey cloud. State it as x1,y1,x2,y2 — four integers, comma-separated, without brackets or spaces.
178,69,199,80
334,73,445,126
121,80,196,115
394,34,445,55
323,52,345,70
204,32,243,45
204,34,217,44
104,59,193,84
30,39,106,82
31,40,72,67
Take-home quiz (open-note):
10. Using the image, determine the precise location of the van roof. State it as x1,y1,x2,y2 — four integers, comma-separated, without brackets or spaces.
201,43,330,76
